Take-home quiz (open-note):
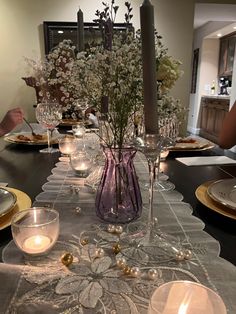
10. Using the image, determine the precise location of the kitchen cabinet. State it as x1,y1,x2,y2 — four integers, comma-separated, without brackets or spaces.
199,96,229,144
218,33,236,77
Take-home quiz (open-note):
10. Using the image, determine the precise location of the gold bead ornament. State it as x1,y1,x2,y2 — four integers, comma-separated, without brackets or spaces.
112,243,121,254
95,248,105,258
61,252,74,266
116,257,127,268
81,238,89,246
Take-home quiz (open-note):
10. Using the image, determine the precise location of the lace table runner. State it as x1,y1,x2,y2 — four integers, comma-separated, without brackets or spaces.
1,144,236,313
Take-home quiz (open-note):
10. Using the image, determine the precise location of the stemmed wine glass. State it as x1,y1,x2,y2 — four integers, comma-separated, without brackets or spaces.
134,134,164,243
133,134,184,257
35,101,62,153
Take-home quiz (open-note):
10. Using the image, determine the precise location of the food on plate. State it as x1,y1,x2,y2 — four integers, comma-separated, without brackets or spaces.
176,137,197,144
16,134,44,142
17,134,31,141
33,134,43,140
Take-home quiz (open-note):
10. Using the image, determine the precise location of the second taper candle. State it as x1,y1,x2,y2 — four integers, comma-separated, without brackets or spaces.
140,0,158,134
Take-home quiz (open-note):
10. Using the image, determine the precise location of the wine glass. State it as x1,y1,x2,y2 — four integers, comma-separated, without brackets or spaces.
134,133,163,243
35,102,62,153
133,134,185,257
141,137,175,192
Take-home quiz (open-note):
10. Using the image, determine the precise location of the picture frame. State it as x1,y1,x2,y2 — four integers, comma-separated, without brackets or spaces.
43,21,133,54
191,48,199,94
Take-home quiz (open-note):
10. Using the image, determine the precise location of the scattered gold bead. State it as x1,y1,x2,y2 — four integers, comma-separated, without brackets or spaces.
130,266,141,278
115,225,123,234
116,257,126,269
81,238,89,246
184,249,192,260
175,250,185,261
148,268,157,280
107,224,115,233
95,248,105,258
61,252,74,267
123,265,131,275
112,243,121,254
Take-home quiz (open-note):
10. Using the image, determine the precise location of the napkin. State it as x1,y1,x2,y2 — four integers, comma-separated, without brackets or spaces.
176,156,236,166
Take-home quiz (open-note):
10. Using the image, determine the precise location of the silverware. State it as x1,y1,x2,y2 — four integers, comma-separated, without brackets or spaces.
23,117,37,137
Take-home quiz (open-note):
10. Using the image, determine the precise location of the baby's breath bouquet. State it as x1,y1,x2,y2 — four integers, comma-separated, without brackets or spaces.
24,1,184,145
70,1,183,148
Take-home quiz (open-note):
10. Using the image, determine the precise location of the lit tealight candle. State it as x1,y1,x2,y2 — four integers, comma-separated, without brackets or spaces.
59,137,78,156
74,162,90,177
72,124,85,139
23,235,52,254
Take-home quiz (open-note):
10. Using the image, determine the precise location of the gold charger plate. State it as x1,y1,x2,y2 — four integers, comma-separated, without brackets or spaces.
195,181,236,220
0,187,32,230
4,133,58,145
60,119,93,127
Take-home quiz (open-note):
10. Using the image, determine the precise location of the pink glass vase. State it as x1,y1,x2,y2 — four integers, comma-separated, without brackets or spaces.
95,147,142,223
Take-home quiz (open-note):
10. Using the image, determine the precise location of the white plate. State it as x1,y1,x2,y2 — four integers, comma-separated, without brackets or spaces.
207,178,236,210
4,132,59,145
0,188,17,218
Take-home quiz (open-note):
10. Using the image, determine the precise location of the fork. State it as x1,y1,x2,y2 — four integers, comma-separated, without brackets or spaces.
23,117,37,137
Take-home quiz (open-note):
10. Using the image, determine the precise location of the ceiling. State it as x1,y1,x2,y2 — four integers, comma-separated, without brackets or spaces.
194,3,236,35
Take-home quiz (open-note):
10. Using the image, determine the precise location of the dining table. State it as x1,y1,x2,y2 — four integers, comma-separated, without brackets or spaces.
0,133,236,313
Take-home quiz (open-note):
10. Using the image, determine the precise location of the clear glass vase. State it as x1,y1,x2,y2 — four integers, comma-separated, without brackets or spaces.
95,147,142,223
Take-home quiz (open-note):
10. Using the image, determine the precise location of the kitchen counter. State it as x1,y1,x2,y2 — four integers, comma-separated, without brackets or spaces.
202,95,230,100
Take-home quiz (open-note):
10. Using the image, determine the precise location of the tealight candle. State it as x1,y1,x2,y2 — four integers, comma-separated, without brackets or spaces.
148,281,227,314
70,151,92,177
72,123,85,139
11,207,59,256
58,136,78,156
23,235,52,254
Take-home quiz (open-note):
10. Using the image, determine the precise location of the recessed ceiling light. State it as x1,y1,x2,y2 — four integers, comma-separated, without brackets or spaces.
58,30,64,34
217,33,222,37
233,26,236,30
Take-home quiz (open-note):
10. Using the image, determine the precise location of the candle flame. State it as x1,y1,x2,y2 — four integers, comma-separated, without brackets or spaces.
35,235,42,245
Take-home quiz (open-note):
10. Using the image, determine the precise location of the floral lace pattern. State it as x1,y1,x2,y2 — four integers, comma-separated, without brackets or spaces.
2,151,236,313
6,234,199,314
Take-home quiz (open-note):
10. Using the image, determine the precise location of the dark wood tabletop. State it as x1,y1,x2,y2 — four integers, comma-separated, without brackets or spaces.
0,138,236,266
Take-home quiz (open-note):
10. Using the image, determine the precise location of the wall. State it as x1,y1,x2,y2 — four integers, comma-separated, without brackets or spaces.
0,0,195,126
188,37,220,133
187,20,233,134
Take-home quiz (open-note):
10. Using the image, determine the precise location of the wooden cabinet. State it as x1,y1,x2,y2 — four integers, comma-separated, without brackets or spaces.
218,33,236,77
199,96,229,144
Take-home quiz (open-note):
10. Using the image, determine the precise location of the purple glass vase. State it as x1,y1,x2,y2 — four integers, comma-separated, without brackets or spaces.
95,147,142,223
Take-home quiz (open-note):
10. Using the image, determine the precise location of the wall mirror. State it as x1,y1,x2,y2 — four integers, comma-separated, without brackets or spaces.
43,21,133,54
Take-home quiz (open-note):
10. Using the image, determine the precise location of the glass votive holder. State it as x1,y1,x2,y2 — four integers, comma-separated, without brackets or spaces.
160,149,169,161
148,280,226,314
70,151,92,177
58,136,78,156
11,207,59,256
72,122,86,139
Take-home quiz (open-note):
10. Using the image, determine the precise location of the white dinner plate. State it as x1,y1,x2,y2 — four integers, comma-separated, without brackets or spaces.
207,178,236,210
0,188,17,218
4,132,59,145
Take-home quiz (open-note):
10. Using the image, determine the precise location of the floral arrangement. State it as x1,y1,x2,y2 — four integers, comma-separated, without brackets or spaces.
24,1,184,145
